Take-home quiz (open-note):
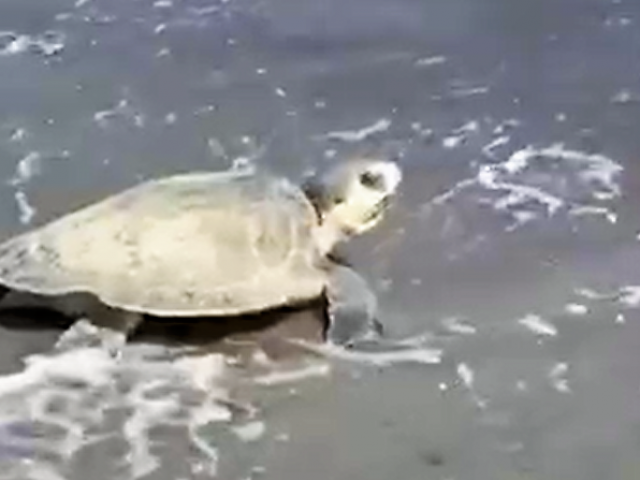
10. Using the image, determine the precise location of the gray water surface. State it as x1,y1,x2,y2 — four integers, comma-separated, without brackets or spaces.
0,0,639,479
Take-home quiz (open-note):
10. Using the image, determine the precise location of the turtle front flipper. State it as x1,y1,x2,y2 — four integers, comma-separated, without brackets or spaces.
325,264,383,347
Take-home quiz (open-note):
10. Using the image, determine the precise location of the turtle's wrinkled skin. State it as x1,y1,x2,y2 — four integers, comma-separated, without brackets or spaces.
0,158,402,354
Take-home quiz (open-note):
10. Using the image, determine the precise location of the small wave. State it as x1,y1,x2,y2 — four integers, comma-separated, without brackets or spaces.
414,55,447,68
321,118,391,142
0,345,235,479
441,316,477,335
289,334,443,367
0,326,403,480
13,191,36,225
93,98,146,129
6,149,70,225
518,314,558,337
8,152,42,188
422,128,623,234
475,144,623,224
252,361,331,386
441,120,479,149
456,362,487,408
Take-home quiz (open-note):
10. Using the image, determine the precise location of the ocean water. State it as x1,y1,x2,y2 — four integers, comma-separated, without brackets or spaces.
0,0,640,479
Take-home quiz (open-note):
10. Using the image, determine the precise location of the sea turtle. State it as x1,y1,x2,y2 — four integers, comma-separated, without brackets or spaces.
0,157,401,355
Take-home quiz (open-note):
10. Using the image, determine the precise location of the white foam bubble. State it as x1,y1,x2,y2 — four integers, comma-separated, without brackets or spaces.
0,33,30,55
574,287,611,300
570,205,617,223
123,382,178,477
9,128,27,142
536,144,623,197
611,89,640,104
0,348,113,402
188,5,223,16
493,119,521,135
619,286,640,307
564,303,588,315
518,314,558,337
156,47,170,57
604,16,633,28
477,164,564,215
153,0,173,8
481,135,510,158
94,98,146,129
252,361,330,386
549,362,571,393
232,420,266,443
414,55,447,67
442,135,465,149
8,152,42,187
13,191,36,224
451,86,489,98
290,338,443,368
0,31,65,57
173,353,228,391
322,118,391,142
441,120,480,149
11,461,68,480
456,363,474,388
441,316,477,335
456,362,487,408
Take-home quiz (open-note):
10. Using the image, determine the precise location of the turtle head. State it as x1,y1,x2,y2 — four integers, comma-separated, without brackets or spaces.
303,158,402,253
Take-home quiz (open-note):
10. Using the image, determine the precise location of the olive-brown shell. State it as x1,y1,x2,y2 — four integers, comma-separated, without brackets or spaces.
0,170,328,316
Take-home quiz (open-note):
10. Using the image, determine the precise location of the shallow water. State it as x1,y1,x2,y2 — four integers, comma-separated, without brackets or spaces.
0,0,640,479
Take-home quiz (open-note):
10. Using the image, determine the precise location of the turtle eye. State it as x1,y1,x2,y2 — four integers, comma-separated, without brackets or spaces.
331,194,346,205
359,171,385,190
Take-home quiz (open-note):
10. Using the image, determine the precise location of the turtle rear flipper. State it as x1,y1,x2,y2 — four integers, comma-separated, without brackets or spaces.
55,309,144,358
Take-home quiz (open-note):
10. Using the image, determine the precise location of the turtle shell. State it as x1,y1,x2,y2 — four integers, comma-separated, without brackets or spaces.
0,169,329,316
